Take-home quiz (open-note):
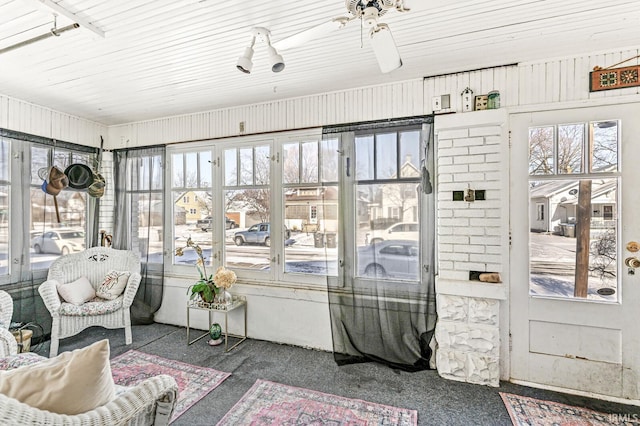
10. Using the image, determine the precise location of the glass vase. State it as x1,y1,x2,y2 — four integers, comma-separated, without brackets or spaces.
215,289,232,305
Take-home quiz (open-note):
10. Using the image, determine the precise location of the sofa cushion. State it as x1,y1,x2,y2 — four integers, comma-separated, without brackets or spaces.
57,275,96,305
96,270,130,300
0,339,115,415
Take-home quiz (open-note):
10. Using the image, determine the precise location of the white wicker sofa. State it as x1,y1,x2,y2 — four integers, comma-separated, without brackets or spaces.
38,247,142,357
0,351,178,426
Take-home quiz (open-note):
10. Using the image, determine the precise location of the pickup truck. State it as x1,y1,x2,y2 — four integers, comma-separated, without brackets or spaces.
197,216,237,231
233,222,291,247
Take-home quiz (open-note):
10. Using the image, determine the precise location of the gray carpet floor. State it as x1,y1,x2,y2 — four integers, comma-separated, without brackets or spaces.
34,323,640,425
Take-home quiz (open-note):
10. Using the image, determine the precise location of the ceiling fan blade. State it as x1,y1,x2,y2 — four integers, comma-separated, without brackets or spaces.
369,23,402,73
273,17,350,51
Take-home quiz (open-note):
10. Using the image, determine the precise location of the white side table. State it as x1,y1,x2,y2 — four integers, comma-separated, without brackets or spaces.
186,295,247,352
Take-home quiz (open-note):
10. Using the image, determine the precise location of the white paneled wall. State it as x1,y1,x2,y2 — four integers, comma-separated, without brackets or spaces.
108,47,640,150
107,79,426,148
0,94,106,147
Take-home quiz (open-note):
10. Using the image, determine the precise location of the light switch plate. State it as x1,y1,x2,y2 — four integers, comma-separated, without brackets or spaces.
432,96,441,111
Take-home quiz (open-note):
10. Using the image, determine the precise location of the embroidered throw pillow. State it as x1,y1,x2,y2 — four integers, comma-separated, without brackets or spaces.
96,270,130,300
57,276,96,306
0,339,115,415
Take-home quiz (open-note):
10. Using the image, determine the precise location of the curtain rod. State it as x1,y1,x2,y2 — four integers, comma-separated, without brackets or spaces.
0,23,80,55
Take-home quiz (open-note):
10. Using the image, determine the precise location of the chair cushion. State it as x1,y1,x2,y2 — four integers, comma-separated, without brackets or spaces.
0,339,115,415
59,295,123,316
96,270,130,300
57,276,96,305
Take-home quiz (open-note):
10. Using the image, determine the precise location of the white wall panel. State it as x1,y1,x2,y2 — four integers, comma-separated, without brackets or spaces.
107,79,426,149
0,94,106,146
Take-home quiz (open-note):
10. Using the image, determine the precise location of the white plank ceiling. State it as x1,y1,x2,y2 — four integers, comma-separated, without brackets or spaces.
1,0,639,125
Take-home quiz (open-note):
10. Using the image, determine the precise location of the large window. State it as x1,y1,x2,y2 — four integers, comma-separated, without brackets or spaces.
164,122,429,288
30,147,92,270
355,129,421,282
282,137,339,276
126,152,164,263
224,144,272,271
0,132,95,284
171,150,212,267
528,120,619,300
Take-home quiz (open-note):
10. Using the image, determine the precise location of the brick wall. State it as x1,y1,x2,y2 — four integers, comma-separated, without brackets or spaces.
434,109,509,387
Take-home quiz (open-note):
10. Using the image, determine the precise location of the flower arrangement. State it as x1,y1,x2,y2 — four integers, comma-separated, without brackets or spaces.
175,237,237,303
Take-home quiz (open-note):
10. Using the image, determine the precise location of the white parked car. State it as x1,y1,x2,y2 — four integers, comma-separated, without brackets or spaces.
365,222,419,245
31,229,85,255
358,239,419,280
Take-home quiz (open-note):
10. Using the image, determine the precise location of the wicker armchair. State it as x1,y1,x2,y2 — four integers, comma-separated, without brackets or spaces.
0,290,17,357
38,247,142,357
0,366,177,426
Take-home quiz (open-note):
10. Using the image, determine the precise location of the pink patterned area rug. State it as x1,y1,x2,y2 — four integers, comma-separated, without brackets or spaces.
500,392,640,425
110,350,230,423
217,379,418,425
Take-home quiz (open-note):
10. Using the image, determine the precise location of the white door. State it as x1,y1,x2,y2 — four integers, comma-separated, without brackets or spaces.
510,104,640,400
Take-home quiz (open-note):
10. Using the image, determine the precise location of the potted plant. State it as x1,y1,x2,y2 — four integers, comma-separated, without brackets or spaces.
175,237,236,304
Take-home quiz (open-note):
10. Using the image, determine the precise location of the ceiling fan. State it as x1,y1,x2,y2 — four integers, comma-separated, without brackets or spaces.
273,0,410,73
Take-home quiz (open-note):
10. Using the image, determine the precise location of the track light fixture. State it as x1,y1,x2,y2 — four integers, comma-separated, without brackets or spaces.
236,27,285,74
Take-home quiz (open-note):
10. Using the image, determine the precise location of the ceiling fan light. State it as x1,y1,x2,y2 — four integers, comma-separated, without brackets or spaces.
236,46,254,74
362,6,380,27
369,23,402,73
267,45,285,73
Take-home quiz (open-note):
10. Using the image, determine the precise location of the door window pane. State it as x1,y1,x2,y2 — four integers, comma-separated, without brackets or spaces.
591,120,619,172
529,126,554,175
528,121,620,301
529,178,617,300
557,124,583,174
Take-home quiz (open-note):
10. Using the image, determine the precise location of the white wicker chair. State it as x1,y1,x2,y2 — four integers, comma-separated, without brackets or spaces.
38,247,142,357
0,363,178,426
0,290,18,357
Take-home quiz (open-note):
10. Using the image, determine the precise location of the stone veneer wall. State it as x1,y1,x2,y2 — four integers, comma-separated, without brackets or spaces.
434,109,509,387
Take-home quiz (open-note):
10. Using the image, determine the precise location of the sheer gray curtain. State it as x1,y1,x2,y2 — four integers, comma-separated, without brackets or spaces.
113,146,165,324
0,129,98,348
324,117,436,371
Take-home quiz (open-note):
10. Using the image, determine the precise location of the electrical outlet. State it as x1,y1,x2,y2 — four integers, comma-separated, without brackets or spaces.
239,121,245,133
